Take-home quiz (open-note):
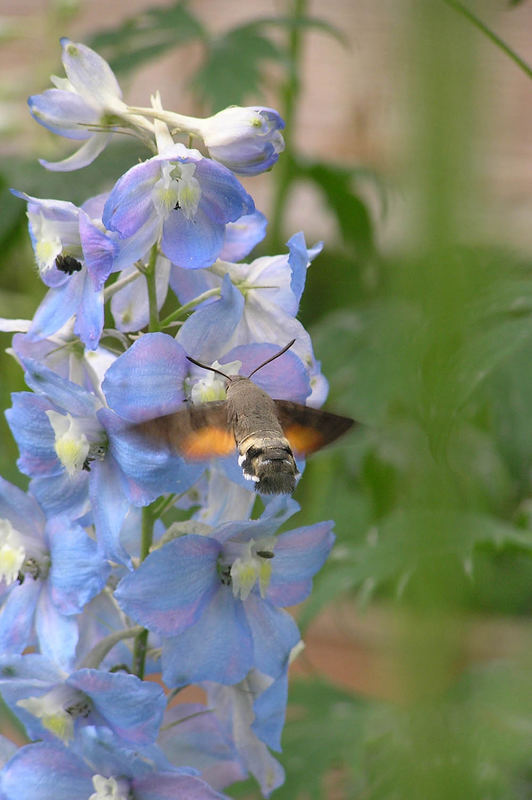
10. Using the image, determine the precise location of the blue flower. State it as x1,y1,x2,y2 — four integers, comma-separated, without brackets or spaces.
0,478,109,669
0,653,166,747
102,143,255,269
205,668,289,797
114,500,335,686
28,38,151,172
0,727,226,800
5,356,196,564
172,232,328,404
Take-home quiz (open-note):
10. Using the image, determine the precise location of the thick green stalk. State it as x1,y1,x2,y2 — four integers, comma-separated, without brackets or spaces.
132,505,156,679
268,0,307,247
144,244,161,332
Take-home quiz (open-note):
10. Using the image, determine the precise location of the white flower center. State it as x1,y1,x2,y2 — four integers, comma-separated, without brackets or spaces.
190,360,240,404
229,537,275,601
46,410,90,476
89,775,130,800
32,214,62,276
16,685,90,743
153,161,201,222
0,519,25,586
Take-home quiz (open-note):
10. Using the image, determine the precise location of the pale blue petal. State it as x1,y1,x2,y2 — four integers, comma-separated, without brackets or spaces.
287,231,322,307
115,535,220,636
79,208,117,289
133,772,225,800
162,586,253,687
69,668,166,745
28,88,96,139
169,263,216,305
47,516,110,613
72,268,104,349
1,741,92,800
251,669,288,752
0,476,45,538
30,471,89,520
244,596,300,679
39,133,112,172
102,333,187,422
35,585,78,670
194,157,255,223
5,393,61,478
161,204,224,269
19,356,99,416
221,342,310,403
176,273,243,361
60,37,123,106
220,210,267,262
89,457,132,566
0,580,40,653
103,158,161,236
267,521,335,606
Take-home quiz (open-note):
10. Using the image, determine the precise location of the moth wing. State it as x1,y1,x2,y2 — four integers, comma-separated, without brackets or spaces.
274,400,355,456
129,401,235,460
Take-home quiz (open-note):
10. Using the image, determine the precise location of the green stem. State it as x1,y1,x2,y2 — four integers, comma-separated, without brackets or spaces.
443,0,532,79
268,0,307,247
103,267,143,301
132,506,156,679
160,286,222,328
144,245,161,332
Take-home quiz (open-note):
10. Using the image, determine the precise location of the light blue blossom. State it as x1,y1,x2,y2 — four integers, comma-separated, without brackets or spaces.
0,653,166,747
0,727,226,800
0,479,109,669
28,38,152,171
114,500,334,686
102,143,255,268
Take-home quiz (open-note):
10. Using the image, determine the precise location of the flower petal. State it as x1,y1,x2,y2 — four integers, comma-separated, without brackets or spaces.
162,585,253,687
115,535,220,636
1,741,92,800
39,132,112,172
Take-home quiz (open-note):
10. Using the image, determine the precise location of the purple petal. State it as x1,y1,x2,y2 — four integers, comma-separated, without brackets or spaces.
115,535,220,636
30,471,89,519
221,342,311,403
19,356,99,416
102,333,187,422
72,268,104,350
133,772,225,800
103,158,161,237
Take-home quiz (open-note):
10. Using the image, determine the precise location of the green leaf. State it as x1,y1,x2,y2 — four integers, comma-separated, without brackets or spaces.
295,159,377,256
276,679,368,800
191,26,283,111
88,1,205,75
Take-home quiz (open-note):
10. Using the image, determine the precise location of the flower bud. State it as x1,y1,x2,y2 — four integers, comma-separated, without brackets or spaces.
200,106,285,176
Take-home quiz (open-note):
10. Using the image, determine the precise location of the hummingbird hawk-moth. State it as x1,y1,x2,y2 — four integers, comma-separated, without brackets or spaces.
130,340,355,494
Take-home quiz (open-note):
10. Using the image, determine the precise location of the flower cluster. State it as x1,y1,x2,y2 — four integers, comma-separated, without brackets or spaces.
0,39,334,798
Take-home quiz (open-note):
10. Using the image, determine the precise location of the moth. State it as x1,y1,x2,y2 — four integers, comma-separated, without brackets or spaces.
131,340,355,495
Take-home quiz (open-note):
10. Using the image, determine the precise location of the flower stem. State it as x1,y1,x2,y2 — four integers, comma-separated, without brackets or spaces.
160,286,222,328
132,505,156,679
268,0,307,247
442,0,532,80
144,245,161,332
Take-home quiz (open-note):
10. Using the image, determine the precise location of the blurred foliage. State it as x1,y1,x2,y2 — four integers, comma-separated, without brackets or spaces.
2,0,532,798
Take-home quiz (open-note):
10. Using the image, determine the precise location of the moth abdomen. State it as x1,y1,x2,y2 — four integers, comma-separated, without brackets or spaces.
239,436,299,495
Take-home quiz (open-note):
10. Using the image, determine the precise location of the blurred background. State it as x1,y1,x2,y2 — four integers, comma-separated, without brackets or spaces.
2,0,532,797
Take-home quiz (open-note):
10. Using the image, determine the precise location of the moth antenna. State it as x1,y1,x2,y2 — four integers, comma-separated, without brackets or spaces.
247,339,296,378
186,355,232,381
